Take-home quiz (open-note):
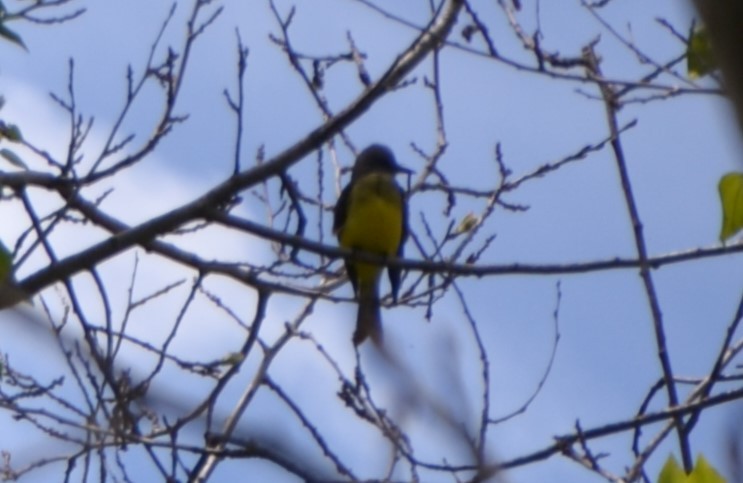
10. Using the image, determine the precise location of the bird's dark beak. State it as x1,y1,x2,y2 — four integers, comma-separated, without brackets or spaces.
395,164,414,175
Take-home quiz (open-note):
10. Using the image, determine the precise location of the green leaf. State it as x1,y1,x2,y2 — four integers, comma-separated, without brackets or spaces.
718,172,743,242
0,240,12,283
659,455,687,483
0,122,22,142
0,240,31,308
1,148,28,169
222,352,245,365
451,212,480,237
657,454,727,483
689,455,726,483
687,25,716,79
0,21,25,51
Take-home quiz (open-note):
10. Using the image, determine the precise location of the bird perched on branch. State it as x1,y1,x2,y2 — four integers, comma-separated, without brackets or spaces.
333,144,410,345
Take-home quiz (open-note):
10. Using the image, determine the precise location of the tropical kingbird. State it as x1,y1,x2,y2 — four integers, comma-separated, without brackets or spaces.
333,144,410,345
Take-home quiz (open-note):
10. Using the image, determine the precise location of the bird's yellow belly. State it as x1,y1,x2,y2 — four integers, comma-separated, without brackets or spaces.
340,194,402,256
339,177,403,287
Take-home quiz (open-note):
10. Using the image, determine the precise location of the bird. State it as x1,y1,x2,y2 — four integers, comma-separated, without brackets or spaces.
333,144,410,345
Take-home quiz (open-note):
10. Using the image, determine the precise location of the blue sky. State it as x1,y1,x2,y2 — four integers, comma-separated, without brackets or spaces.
1,0,742,482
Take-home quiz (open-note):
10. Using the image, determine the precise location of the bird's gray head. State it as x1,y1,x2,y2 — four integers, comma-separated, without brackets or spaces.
352,144,411,180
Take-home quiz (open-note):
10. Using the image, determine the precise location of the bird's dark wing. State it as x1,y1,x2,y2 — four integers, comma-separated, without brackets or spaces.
388,183,407,303
333,185,359,297
333,185,350,236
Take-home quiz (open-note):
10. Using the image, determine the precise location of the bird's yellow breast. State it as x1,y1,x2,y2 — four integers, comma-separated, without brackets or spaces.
339,173,403,257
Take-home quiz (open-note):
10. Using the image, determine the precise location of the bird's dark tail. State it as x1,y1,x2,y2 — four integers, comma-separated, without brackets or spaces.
354,282,382,346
